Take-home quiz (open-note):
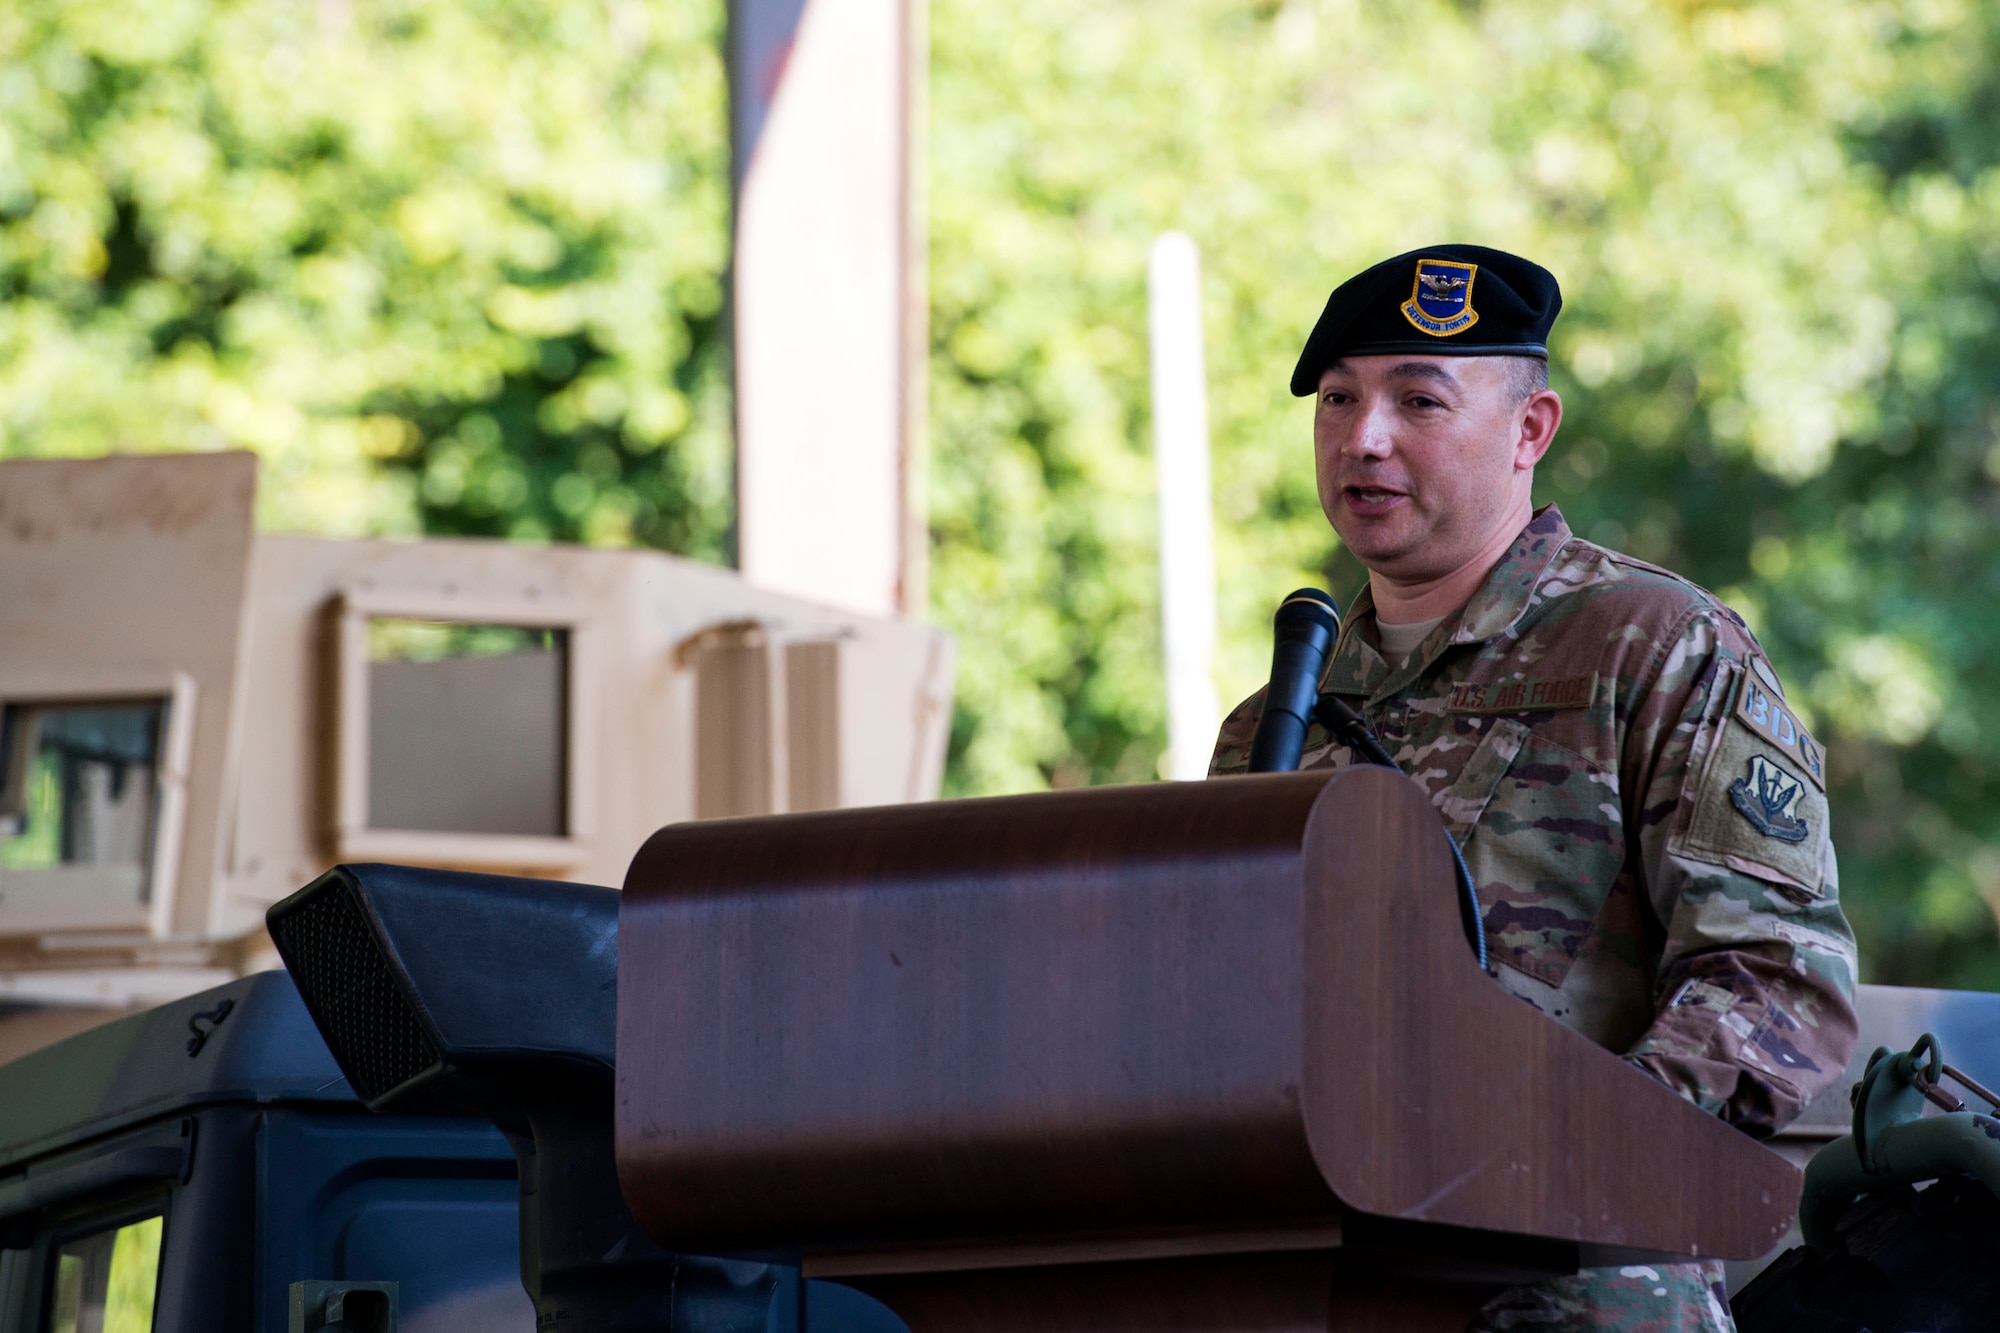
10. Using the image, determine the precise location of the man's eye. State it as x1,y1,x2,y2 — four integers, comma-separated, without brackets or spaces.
1408,394,1442,409
1320,391,1352,406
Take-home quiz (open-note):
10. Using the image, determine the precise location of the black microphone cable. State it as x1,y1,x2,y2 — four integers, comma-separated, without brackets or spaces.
1314,693,1489,973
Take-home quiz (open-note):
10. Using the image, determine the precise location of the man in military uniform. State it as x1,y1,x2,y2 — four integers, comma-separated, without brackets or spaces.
1209,245,1859,1332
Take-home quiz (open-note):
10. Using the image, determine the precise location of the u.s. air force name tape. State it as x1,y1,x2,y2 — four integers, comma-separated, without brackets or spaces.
1445,673,1596,714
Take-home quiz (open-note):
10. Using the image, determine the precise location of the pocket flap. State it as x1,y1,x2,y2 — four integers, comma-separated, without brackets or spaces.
1437,716,1530,842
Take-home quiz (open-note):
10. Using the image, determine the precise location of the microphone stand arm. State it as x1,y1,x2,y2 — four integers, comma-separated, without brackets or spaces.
1313,695,1400,771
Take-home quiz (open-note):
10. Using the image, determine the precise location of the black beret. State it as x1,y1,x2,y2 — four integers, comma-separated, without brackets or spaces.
1289,245,1562,396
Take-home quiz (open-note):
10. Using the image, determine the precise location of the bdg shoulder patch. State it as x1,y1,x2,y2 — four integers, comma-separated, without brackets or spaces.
1734,654,1825,790
1670,662,1830,898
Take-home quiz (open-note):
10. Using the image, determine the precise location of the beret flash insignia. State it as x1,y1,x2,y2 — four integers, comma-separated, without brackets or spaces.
1401,258,1480,337
1730,754,1810,843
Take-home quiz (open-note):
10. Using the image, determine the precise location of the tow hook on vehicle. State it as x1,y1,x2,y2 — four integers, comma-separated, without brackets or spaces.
288,1280,397,1333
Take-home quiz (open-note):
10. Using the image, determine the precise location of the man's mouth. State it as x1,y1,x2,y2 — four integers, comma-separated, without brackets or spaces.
1343,485,1407,515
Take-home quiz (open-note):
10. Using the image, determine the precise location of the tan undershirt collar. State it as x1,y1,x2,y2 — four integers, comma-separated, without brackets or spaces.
1375,613,1448,669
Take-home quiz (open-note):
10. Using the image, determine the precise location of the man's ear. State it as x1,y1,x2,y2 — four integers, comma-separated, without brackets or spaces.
1515,390,1563,470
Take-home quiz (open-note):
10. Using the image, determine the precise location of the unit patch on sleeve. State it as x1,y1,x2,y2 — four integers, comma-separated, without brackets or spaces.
1446,674,1595,714
1729,754,1810,843
1669,661,1831,898
1735,657,1824,790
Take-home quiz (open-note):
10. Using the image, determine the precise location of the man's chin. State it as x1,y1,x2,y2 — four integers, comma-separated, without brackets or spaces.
1328,518,1424,573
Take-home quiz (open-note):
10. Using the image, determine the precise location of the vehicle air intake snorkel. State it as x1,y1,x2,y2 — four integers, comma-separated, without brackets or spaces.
268,863,901,1333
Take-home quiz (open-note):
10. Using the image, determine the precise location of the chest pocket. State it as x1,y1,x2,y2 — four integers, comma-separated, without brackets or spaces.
1454,720,1627,989
1433,717,1528,841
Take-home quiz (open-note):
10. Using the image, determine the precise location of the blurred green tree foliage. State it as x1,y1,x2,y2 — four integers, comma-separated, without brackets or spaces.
927,0,2000,987
0,0,732,555
6,0,2000,988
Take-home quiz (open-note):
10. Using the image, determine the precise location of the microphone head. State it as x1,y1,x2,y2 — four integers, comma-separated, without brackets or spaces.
1275,587,1341,636
1248,587,1343,773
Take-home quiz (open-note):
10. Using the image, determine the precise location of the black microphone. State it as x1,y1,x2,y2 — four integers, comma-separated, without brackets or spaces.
1247,588,1341,772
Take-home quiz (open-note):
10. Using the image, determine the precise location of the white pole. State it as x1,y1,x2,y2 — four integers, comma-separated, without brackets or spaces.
1147,232,1222,781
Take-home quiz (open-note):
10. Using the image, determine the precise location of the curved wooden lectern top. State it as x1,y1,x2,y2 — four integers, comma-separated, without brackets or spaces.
615,769,1799,1332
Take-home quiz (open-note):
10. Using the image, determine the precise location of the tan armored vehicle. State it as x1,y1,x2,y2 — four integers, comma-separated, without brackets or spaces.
0,452,954,1053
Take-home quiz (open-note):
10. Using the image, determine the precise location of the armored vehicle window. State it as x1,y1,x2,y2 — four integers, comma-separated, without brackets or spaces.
0,701,165,912
365,620,567,837
46,1212,162,1333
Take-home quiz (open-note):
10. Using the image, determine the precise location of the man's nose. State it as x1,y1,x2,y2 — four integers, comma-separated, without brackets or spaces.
1343,399,1396,460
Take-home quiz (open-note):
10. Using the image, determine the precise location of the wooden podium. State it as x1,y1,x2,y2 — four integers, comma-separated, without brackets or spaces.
615,768,1799,1332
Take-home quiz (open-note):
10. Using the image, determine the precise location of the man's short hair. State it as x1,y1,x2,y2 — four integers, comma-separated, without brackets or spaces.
1505,356,1549,403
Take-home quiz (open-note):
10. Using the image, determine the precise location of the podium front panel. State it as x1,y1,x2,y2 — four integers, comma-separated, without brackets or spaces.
617,768,1799,1267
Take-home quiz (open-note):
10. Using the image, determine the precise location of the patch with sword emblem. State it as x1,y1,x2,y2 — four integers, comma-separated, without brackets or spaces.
1729,754,1810,843
1669,660,1832,899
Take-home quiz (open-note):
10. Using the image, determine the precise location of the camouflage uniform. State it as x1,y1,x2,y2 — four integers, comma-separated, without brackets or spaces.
1210,506,1859,1332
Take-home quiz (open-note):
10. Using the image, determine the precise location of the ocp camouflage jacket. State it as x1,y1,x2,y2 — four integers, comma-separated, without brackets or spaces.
1210,506,1859,1136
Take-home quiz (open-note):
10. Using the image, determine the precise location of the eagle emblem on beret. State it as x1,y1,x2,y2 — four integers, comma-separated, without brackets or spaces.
1401,258,1480,337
